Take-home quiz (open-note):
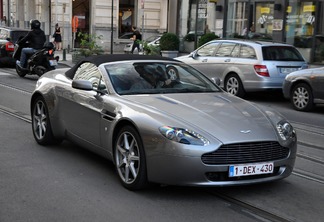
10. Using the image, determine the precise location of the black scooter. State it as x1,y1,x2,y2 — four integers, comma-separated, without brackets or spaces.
13,42,59,77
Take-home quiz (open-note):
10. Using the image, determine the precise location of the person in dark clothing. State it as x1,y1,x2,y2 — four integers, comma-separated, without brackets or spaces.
53,23,62,50
130,26,142,54
16,19,46,68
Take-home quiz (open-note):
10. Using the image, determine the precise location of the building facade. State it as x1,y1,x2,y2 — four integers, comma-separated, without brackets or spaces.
1,0,324,63
1,0,170,52
178,0,324,63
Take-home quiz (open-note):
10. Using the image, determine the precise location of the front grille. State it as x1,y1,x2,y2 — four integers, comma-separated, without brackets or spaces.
201,141,289,165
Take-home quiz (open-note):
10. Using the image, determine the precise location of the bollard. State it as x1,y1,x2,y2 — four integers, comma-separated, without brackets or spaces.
62,49,66,61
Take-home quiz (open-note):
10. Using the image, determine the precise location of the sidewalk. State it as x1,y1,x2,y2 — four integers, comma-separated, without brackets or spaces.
55,49,323,69
55,50,74,67
54,50,190,68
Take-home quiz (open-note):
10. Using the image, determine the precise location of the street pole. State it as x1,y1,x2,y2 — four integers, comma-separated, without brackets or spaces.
110,0,114,54
7,0,10,26
194,0,199,49
49,0,52,37
141,0,144,36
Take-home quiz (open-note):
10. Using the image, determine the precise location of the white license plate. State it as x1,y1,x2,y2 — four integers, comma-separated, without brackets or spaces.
280,67,299,74
229,162,274,177
49,60,58,66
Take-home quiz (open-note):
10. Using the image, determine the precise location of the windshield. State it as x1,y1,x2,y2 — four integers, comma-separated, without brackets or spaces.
105,62,221,95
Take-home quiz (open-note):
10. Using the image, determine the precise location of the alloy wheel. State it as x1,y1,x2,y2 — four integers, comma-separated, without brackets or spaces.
291,83,314,111
226,76,239,95
115,131,140,185
32,99,47,141
292,86,309,109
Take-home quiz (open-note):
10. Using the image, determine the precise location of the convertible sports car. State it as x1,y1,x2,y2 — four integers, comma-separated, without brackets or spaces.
30,54,297,190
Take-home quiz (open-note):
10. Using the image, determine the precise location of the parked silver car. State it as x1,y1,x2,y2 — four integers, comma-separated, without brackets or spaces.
283,67,324,111
30,54,297,190
176,39,308,97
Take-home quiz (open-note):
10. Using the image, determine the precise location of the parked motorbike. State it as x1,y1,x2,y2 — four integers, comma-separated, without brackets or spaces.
13,42,59,77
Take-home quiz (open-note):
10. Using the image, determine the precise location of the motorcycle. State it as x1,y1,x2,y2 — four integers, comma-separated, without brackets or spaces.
13,42,59,77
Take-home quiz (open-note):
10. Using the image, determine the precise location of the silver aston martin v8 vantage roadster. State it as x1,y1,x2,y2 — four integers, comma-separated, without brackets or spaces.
30,54,297,190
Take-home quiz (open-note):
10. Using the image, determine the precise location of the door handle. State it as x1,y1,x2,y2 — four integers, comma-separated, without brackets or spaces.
224,59,231,62
202,59,208,62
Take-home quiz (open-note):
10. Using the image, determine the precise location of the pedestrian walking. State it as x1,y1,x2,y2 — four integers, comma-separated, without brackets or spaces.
53,23,62,51
1,16,7,26
130,26,142,54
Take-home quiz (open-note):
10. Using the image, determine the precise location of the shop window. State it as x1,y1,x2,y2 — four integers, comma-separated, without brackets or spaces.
254,3,274,37
226,1,249,38
72,0,90,48
287,1,324,63
187,0,207,36
119,1,135,38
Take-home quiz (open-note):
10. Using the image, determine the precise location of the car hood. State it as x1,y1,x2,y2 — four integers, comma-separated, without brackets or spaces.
286,67,324,79
123,92,278,143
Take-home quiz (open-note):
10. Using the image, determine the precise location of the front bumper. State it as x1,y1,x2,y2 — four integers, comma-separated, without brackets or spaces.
146,141,297,187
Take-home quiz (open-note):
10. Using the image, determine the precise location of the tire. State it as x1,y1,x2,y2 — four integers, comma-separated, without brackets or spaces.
35,66,47,77
16,64,27,77
31,96,59,145
291,83,314,111
225,73,245,98
114,126,148,190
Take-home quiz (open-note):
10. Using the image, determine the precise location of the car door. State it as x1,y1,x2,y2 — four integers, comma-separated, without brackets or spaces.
63,62,105,147
311,68,324,100
193,42,239,82
187,41,220,77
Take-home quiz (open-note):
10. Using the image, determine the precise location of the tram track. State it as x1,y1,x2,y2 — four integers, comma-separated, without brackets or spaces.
291,120,324,141
0,82,33,95
207,190,294,222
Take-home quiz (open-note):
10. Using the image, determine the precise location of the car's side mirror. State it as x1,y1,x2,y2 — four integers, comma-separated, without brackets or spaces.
72,79,93,90
211,77,221,86
190,51,198,59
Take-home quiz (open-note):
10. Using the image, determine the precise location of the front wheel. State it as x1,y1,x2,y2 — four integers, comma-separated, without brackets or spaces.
224,74,245,98
114,126,148,190
31,96,59,145
291,83,314,111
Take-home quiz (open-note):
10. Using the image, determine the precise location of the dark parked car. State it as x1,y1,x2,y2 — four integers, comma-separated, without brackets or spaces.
0,27,30,47
0,27,29,67
283,67,324,111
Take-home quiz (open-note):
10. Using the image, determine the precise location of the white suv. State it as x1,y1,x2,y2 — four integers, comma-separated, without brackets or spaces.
176,39,308,97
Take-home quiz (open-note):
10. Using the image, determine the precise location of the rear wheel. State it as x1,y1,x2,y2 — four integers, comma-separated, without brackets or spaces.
35,66,47,77
291,83,314,111
225,73,245,98
114,126,148,190
16,64,27,77
31,96,59,145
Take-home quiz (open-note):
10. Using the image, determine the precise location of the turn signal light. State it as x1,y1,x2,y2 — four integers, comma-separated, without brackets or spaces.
254,65,269,77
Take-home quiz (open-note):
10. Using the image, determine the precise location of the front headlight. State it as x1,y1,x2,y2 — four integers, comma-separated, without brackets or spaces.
276,120,295,141
159,126,210,146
